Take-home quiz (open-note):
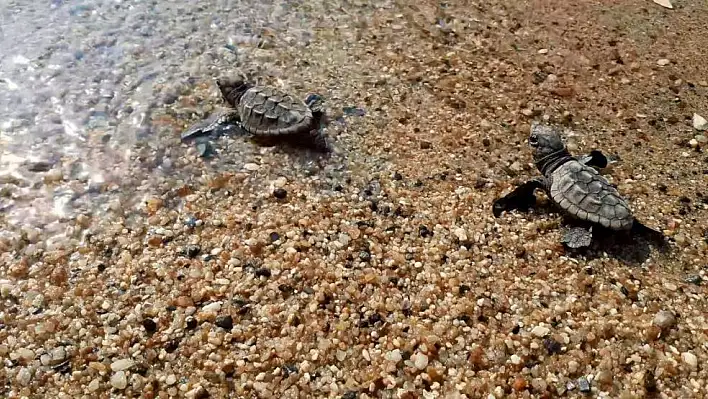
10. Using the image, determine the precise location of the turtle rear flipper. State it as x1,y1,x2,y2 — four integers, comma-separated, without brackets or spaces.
561,225,593,249
181,109,241,142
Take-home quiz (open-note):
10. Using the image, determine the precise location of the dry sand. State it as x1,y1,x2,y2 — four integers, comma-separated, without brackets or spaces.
1,0,707,398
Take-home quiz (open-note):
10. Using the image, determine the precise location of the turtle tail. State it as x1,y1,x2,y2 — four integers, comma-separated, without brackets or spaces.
631,221,670,253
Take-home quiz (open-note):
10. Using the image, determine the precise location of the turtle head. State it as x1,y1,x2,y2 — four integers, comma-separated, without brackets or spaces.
305,93,325,114
529,122,567,162
216,75,250,103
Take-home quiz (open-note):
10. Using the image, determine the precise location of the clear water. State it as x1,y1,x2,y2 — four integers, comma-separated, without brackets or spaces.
0,0,326,241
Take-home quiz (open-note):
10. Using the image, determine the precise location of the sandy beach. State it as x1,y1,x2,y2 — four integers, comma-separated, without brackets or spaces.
0,0,707,397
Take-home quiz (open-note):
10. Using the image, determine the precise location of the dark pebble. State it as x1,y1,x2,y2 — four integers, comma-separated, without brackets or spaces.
543,337,562,355
420,140,432,149
269,232,280,242
193,386,210,399
215,315,233,330
341,391,358,399
419,225,433,238
283,364,299,376
532,70,548,84
97,263,106,272
359,250,371,262
255,268,272,278
273,188,287,199
27,161,53,172
577,376,591,393
186,244,201,258
142,318,157,333
684,275,702,285
162,92,178,105
393,171,403,181
482,138,491,147
184,216,197,228
459,284,471,295
644,370,658,392
186,317,198,330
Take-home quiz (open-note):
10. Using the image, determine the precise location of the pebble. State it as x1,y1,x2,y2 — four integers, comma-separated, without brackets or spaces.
453,227,468,241
111,358,135,372
657,58,671,66
538,48,549,54
577,376,591,393
273,188,288,199
385,349,402,363
88,379,100,392
202,301,222,313
215,315,234,330
142,318,157,333
531,325,550,337
681,352,698,369
412,352,429,370
243,163,260,171
16,367,32,386
110,371,128,390
689,139,700,148
166,374,177,385
693,113,708,131
653,310,677,330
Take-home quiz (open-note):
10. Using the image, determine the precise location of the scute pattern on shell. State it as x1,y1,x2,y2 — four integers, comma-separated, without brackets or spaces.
237,86,312,136
549,160,634,230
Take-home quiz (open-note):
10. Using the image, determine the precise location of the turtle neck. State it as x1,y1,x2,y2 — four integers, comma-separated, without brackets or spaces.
535,148,574,176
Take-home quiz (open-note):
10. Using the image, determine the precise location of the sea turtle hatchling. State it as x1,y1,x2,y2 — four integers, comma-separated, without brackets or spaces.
181,75,330,152
492,122,666,249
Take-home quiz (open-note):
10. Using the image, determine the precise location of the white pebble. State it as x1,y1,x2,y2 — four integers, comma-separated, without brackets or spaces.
657,58,670,66
111,358,135,372
454,227,468,241
243,163,260,171
166,374,177,385
16,367,32,386
412,352,429,370
693,113,708,131
531,325,550,337
202,301,222,313
510,354,521,365
88,378,100,392
385,349,402,363
110,371,128,390
681,352,698,369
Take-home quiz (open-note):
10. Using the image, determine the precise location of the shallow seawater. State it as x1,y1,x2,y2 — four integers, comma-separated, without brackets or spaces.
0,0,327,239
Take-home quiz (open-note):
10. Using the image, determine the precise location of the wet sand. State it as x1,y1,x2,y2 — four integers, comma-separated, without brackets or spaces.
1,0,707,398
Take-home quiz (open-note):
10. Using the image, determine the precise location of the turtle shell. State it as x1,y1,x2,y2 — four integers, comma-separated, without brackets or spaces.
549,160,634,230
237,86,313,136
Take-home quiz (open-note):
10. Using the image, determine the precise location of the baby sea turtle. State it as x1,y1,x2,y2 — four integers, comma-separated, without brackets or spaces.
181,75,330,152
492,122,665,249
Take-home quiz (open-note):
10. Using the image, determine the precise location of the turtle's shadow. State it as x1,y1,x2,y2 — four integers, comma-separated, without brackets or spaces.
513,206,655,265
563,224,653,266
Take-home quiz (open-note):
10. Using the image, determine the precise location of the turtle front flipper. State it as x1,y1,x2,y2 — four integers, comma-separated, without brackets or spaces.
180,109,242,142
492,178,545,217
576,150,608,170
561,225,593,249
